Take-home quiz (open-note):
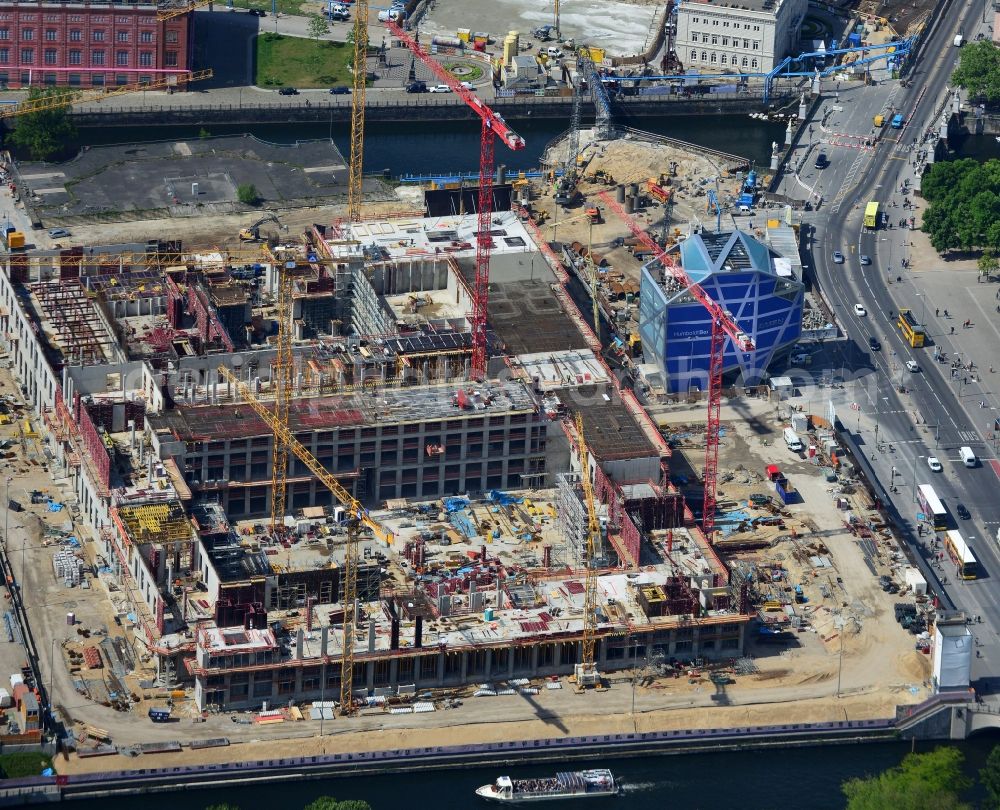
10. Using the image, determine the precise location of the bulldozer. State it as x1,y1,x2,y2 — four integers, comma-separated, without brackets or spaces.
239,213,283,242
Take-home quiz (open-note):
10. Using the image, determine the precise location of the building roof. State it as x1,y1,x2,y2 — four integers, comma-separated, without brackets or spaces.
678,230,774,284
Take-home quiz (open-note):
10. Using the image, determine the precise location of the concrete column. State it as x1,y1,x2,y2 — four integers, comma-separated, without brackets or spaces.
598,639,608,667
484,648,493,680
507,649,515,677
531,644,539,675
460,650,468,682
365,660,375,692
437,650,445,686
389,657,399,690
553,642,562,668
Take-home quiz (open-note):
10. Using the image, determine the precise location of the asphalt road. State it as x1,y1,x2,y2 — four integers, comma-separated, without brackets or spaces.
806,0,1000,684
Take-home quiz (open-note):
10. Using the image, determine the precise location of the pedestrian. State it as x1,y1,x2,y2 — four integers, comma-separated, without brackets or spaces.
951,326,955,334
935,308,939,317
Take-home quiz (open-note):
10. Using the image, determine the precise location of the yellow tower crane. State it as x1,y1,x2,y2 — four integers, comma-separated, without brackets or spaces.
573,411,601,691
157,0,214,21
270,262,294,536
347,0,370,221
217,364,394,714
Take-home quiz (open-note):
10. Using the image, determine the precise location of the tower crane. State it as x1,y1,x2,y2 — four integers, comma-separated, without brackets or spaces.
157,0,214,21
573,411,601,690
217,364,394,714
598,191,755,542
0,70,212,120
347,0,371,222
385,20,526,378
706,188,721,232
269,264,293,537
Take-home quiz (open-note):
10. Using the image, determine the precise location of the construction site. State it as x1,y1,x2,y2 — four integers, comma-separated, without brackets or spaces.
0,1,943,764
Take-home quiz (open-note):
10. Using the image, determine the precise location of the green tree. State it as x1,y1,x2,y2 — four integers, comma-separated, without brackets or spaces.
303,799,371,810
307,13,330,41
953,40,1000,102
237,183,261,206
204,804,240,810
8,88,77,161
842,746,972,810
921,158,1000,253
979,248,998,281
982,745,1000,809
331,802,372,810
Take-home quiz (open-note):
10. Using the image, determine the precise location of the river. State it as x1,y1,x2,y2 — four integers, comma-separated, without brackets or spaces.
65,738,999,810
69,113,786,178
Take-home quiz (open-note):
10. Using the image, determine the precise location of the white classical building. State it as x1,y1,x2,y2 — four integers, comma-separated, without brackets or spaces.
675,0,808,75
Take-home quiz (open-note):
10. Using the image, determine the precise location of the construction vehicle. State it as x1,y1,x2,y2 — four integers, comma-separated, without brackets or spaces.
646,178,671,204
585,169,615,185
628,333,642,356
238,214,283,242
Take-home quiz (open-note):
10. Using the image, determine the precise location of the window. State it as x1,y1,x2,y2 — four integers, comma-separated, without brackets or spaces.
702,33,709,43
701,51,707,61
0,29,9,41
69,49,80,65
721,54,727,64
693,16,699,22
743,39,749,48
723,20,729,27
165,50,177,66
140,30,153,43
753,25,760,31
116,50,128,66
711,35,717,44
741,56,748,67
91,49,105,65
166,29,178,43
117,30,129,42
20,48,33,63
44,28,56,41
0,48,6,64
91,73,104,86
753,40,759,50
710,52,717,63
139,51,152,66
690,49,697,60
93,30,105,41
70,29,81,41
44,48,56,64
722,37,728,46
21,28,33,41
751,58,758,69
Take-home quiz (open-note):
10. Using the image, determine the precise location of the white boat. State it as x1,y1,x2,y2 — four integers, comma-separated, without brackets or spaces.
476,769,619,802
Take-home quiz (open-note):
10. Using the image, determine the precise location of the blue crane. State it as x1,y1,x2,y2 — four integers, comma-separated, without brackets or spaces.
706,188,721,232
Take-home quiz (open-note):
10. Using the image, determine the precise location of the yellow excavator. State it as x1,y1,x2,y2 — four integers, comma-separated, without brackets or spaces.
238,213,283,242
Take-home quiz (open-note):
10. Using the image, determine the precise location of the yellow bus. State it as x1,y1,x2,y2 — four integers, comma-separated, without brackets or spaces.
864,201,880,229
944,530,978,580
897,308,925,347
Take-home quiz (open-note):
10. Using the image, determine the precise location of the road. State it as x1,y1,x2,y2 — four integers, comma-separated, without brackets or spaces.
802,0,1000,686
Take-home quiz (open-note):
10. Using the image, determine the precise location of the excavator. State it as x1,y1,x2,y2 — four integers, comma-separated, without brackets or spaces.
238,213,283,242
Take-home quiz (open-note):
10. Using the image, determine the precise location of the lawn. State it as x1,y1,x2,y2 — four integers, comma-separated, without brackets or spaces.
230,0,313,16
255,33,353,88
0,752,52,779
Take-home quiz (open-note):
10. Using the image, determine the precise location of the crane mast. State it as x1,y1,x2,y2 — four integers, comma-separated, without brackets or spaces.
598,191,754,541
347,0,370,221
217,365,394,713
574,412,601,690
270,268,293,536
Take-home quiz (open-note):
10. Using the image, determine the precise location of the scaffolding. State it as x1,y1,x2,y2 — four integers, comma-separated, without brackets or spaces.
114,500,193,571
31,280,118,364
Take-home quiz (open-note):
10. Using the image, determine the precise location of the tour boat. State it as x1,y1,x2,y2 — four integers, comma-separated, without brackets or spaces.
476,769,618,802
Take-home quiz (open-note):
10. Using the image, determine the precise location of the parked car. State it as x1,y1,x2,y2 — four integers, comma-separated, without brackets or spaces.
428,84,452,93
406,80,428,93
927,457,943,472
868,336,881,351
460,81,475,90
832,250,845,264
854,303,867,317
956,503,971,520
329,86,351,95
278,87,299,95
48,228,71,238
249,7,266,16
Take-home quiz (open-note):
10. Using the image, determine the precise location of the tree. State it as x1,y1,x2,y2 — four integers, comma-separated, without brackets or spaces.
307,13,330,41
303,799,371,810
204,804,240,810
953,40,1000,102
842,746,972,810
8,88,77,161
981,745,1000,809
979,249,998,281
237,183,261,206
921,158,1000,253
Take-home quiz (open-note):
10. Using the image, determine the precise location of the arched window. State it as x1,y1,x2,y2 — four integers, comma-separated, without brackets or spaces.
710,52,717,63
751,58,758,69
701,51,708,61
691,49,698,60
721,54,727,64
741,56,748,67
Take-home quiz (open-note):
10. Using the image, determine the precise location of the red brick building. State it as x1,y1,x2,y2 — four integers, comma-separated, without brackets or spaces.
0,1,194,89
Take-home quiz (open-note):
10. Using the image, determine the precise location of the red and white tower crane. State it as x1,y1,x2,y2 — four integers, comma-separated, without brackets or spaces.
385,21,526,378
598,192,755,541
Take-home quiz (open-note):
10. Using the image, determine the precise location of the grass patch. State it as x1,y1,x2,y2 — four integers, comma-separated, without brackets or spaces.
230,0,310,16
446,63,483,82
255,32,353,88
0,752,53,779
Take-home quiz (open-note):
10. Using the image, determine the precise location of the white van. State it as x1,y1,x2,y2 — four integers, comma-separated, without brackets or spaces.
959,446,977,467
546,46,564,58
783,427,803,452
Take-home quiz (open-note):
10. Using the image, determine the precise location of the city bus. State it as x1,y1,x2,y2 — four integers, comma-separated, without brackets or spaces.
917,484,949,531
944,530,978,580
864,201,880,229
897,308,926,348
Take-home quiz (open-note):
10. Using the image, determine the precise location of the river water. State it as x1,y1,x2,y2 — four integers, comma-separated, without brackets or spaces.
71,113,785,178
67,738,998,810
58,115,994,809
